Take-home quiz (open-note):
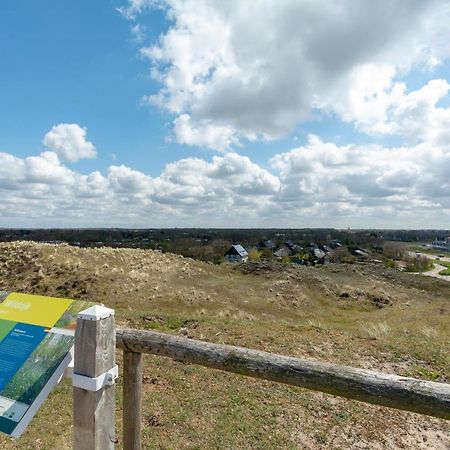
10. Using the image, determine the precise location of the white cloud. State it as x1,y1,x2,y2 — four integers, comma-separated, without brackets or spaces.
270,135,450,218
129,0,450,150
130,24,146,43
117,0,157,20
173,114,239,152
392,79,450,146
108,165,154,196
1,126,450,227
43,123,96,162
0,127,282,226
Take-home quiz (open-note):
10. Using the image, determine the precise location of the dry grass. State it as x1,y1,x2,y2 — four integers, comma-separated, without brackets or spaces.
0,241,449,449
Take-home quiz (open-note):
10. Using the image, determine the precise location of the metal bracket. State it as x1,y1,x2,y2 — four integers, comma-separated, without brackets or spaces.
71,365,119,391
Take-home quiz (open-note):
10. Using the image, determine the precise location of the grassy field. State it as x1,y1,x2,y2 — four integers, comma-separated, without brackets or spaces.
438,261,450,276
0,242,449,449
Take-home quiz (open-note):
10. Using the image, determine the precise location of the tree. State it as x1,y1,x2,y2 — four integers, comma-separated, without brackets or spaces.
260,248,273,260
248,249,261,261
329,246,351,263
382,242,406,260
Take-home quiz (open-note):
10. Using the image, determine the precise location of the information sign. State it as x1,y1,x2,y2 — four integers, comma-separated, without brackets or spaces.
0,292,94,438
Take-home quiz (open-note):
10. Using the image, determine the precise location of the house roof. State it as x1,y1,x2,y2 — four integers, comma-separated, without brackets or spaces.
257,240,276,249
274,247,291,257
225,244,248,257
311,248,326,259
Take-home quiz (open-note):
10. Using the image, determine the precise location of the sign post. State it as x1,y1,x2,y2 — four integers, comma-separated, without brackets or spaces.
73,305,116,450
0,292,93,438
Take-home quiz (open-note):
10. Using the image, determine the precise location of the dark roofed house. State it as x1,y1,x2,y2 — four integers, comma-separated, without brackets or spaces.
224,245,249,263
318,244,332,253
257,240,276,250
284,241,301,252
330,240,342,249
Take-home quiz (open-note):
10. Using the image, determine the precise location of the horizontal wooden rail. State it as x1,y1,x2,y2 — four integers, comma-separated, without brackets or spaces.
117,327,450,421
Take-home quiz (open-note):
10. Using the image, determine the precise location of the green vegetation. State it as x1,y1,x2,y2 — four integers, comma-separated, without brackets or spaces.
404,255,434,272
438,261,450,276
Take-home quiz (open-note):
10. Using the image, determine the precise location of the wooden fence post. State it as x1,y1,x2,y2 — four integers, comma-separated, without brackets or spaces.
123,350,143,450
73,305,116,450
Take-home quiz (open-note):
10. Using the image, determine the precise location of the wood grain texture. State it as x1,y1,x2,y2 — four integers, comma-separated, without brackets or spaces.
117,327,450,420
123,350,143,450
74,316,116,450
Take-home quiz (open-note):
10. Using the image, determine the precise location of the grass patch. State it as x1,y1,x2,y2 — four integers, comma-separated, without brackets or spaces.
438,261,450,275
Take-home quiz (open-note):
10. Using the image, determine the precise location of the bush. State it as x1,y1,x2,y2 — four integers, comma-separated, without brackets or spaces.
404,255,433,272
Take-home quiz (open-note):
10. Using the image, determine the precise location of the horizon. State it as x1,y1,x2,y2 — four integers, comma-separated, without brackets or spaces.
1,1,450,228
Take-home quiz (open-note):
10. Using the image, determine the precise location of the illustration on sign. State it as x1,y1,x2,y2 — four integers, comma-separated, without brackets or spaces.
0,292,94,438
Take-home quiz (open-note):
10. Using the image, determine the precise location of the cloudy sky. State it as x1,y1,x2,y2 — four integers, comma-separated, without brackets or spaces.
1,0,450,228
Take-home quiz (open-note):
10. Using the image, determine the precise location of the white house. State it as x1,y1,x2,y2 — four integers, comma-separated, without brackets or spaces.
224,245,248,263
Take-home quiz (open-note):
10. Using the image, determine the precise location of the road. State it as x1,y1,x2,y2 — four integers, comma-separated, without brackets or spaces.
413,252,450,263
408,252,450,282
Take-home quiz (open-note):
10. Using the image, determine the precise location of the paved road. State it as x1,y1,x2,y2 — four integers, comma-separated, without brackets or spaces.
422,262,450,281
409,252,450,281
414,252,450,263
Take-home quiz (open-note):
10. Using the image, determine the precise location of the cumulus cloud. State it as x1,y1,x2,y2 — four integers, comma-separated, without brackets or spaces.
126,0,450,150
270,135,450,218
43,123,96,162
1,127,450,227
173,114,239,152
0,127,283,226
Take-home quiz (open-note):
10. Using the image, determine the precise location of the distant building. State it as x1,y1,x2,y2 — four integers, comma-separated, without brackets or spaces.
224,245,249,263
257,240,276,250
284,240,301,253
318,244,331,253
431,237,450,251
274,246,292,258
353,249,370,258
330,240,342,249
308,247,330,265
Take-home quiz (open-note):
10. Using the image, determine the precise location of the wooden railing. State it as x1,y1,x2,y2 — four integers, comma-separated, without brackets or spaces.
3,294,447,449
116,327,450,450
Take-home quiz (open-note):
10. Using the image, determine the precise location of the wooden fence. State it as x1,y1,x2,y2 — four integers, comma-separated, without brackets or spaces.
73,313,450,450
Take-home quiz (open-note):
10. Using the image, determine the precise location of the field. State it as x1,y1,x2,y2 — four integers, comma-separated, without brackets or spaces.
0,241,449,449
438,261,450,276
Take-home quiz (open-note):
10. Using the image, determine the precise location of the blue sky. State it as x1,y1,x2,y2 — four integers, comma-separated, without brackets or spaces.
0,1,173,175
1,0,450,228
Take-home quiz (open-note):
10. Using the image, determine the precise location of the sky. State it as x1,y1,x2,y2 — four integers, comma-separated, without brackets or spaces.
1,0,450,229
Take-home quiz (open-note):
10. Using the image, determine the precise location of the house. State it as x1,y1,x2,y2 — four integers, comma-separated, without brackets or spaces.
311,248,326,260
257,240,276,250
318,244,332,253
330,240,342,249
274,246,292,258
224,244,249,263
353,249,370,258
284,240,301,253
